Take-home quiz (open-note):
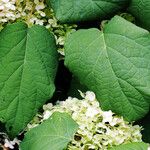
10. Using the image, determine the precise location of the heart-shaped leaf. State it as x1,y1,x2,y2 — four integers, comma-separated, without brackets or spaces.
109,142,149,150
65,16,150,121
0,22,58,137
20,112,78,150
129,0,150,30
47,0,129,23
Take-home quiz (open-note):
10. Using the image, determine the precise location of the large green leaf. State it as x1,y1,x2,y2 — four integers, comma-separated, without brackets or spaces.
65,16,150,121
47,0,129,23
0,22,58,137
20,112,78,150
109,142,149,150
129,0,150,30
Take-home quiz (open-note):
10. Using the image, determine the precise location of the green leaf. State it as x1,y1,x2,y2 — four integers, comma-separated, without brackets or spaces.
129,0,150,30
109,142,149,150
65,16,150,121
20,112,78,150
47,0,128,23
0,22,58,137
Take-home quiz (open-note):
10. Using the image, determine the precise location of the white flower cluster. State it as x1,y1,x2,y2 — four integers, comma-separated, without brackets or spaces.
0,0,77,54
41,91,142,150
0,0,16,24
0,0,45,26
47,18,77,55
0,132,20,150
3,138,20,149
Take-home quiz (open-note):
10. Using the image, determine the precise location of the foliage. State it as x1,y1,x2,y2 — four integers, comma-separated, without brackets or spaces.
0,0,77,55
109,142,149,150
0,0,150,149
39,91,142,150
47,0,129,23
0,22,58,137
20,112,78,150
129,0,150,30
65,16,150,122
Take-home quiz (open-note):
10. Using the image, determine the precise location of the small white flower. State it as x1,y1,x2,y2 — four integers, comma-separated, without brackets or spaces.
0,5,4,10
35,4,45,11
10,4,16,11
5,3,11,9
16,13,21,18
0,13,5,17
81,100,89,108
40,12,46,17
4,138,20,149
4,139,14,149
21,12,26,16
43,103,53,110
110,117,119,126
102,110,113,123
57,37,65,45
48,18,58,27
43,110,52,120
88,144,96,149
2,0,9,3
6,12,14,17
11,138,20,145
1,18,7,22
35,19,44,25
86,107,99,117
85,91,95,101
115,136,125,144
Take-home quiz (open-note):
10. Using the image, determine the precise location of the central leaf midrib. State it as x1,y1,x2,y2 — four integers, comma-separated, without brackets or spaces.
12,32,28,130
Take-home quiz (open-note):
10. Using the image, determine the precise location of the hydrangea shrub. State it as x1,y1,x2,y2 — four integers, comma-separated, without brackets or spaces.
41,91,143,150
0,0,150,150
